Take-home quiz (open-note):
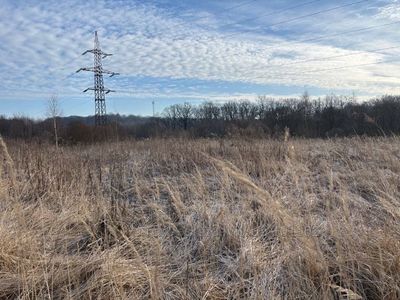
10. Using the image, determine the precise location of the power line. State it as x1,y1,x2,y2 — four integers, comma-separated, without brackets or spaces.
123,40,400,76
154,0,327,41
268,45,400,68
122,0,259,43
113,42,400,88
175,0,258,27
157,2,195,19
210,20,400,78
223,0,259,12
261,19,400,51
210,0,323,32
116,0,374,53
78,0,379,61
148,0,327,42
113,20,400,82
221,0,370,40
65,8,399,78
251,58,400,82
113,52,400,93
290,58,399,75
38,1,400,101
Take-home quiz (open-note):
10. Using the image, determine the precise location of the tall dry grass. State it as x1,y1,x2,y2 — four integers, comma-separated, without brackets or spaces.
0,137,399,299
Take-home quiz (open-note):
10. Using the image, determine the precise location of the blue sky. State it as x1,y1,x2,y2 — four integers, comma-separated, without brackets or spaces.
1,0,400,118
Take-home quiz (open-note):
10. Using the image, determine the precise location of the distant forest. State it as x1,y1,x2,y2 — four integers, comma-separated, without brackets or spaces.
2,94,400,143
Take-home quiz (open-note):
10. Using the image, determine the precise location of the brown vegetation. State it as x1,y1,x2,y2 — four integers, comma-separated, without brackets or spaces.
0,136,399,299
3,95,400,143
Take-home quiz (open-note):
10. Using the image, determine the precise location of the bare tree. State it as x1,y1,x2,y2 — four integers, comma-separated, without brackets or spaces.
221,101,239,121
163,104,179,129
195,101,220,120
176,102,193,130
47,95,61,148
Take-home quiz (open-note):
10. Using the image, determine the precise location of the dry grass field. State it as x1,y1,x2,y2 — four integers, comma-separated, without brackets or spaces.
0,136,399,299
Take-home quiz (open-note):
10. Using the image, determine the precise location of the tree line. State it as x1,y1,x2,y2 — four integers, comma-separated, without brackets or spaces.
153,94,400,138
1,94,400,143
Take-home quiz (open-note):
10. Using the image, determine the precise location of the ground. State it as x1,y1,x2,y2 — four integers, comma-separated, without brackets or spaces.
0,137,399,299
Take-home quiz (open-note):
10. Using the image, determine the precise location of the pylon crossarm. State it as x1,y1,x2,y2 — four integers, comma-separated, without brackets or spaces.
83,88,114,93
102,53,112,59
82,49,112,57
76,67,95,73
77,67,117,75
101,69,118,75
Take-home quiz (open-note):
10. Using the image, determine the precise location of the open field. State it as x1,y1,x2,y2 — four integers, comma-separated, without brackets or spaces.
0,137,399,299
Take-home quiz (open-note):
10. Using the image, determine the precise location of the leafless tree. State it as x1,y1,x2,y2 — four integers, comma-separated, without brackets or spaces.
47,95,61,148
176,102,193,130
163,104,179,129
195,102,220,120
221,101,239,121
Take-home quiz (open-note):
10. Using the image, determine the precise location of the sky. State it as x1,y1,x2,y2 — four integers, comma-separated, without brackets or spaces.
1,0,400,118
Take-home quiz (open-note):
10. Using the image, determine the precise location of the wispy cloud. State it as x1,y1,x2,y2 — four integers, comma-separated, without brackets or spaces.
0,0,399,116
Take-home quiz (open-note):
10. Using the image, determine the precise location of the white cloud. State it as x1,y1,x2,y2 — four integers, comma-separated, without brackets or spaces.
0,0,400,108
376,0,400,20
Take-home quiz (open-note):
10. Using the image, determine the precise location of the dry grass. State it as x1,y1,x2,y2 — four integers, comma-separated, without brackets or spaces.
0,136,399,299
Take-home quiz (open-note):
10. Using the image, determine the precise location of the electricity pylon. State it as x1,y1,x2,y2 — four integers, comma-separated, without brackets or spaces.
77,31,119,126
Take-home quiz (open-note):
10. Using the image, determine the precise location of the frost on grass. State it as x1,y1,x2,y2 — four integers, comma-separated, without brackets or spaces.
0,137,399,299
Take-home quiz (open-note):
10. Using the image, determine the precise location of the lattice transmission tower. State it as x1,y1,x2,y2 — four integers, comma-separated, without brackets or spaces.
77,31,119,126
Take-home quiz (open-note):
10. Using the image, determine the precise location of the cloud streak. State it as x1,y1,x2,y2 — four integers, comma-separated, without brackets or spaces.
0,0,400,116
